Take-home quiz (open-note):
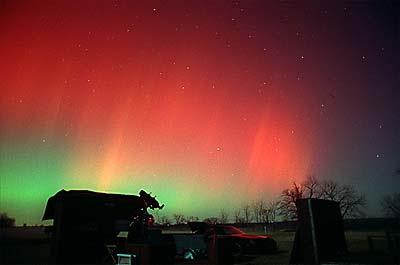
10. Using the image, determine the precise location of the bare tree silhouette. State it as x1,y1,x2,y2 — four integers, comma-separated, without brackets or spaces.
233,209,244,223
219,208,229,224
173,213,186,225
241,202,253,223
158,215,171,225
318,180,365,218
302,175,321,198
279,182,304,220
279,176,365,220
0,212,15,228
381,192,400,219
262,200,279,223
251,198,265,223
185,216,199,222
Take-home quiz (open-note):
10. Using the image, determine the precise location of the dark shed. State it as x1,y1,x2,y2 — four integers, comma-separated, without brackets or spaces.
290,198,347,264
43,189,145,264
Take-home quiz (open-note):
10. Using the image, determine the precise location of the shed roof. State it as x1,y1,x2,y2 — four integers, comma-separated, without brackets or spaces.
42,189,144,220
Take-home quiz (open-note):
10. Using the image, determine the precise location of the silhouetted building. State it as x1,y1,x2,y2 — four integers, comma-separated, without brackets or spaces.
290,198,347,264
43,189,145,264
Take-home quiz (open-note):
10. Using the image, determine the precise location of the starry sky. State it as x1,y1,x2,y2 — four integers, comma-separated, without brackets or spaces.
0,0,399,225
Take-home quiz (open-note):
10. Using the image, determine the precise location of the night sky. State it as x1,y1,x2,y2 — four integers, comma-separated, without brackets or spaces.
1,0,399,225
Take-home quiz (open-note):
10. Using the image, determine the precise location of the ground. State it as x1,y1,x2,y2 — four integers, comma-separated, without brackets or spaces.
0,226,397,264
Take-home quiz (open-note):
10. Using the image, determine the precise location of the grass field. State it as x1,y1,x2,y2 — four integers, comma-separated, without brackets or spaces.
0,226,398,264
232,229,397,265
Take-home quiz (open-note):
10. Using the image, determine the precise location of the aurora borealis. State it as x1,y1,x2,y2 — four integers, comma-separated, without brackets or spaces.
1,1,399,225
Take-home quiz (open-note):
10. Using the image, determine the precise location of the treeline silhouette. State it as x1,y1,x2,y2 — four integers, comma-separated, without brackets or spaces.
157,176,398,225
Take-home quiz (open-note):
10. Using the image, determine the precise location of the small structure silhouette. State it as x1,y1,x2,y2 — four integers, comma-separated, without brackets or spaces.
290,198,347,264
42,189,167,264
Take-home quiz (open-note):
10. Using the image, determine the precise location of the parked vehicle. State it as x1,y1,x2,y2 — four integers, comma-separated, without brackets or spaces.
170,234,207,260
206,225,278,255
171,222,277,260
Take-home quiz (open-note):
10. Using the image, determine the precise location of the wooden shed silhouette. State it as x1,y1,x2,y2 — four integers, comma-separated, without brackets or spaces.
43,189,145,264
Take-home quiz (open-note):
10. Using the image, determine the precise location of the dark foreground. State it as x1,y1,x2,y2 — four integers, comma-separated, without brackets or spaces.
0,226,397,264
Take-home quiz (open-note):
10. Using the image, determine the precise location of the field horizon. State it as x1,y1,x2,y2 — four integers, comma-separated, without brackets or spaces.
1,218,399,264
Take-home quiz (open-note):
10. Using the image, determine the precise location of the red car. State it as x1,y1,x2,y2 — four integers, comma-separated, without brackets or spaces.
206,225,278,255
188,222,277,257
